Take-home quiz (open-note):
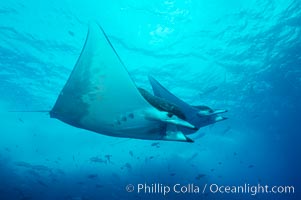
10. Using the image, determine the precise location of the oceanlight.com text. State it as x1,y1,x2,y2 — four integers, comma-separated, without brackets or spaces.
125,183,295,196
209,183,294,196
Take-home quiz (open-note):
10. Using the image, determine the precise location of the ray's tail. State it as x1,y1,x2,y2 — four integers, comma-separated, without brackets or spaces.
8,110,50,113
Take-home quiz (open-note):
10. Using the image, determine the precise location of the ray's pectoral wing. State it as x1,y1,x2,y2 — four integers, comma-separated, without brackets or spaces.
50,23,194,142
49,21,199,142
50,23,154,134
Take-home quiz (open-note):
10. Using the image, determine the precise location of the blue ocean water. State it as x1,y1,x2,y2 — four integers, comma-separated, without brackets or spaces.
0,0,300,199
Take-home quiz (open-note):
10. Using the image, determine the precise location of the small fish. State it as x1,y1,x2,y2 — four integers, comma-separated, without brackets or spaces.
218,162,222,165
124,163,132,170
170,173,176,177
90,156,106,164
223,126,231,134
188,153,198,161
248,164,255,168
210,168,215,172
18,118,24,123
68,30,75,36
129,151,133,157
14,161,32,168
151,142,160,148
149,156,154,159
233,152,237,156
195,174,206,180
105,154,112,163
87,174,98,179
32,165,51,172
